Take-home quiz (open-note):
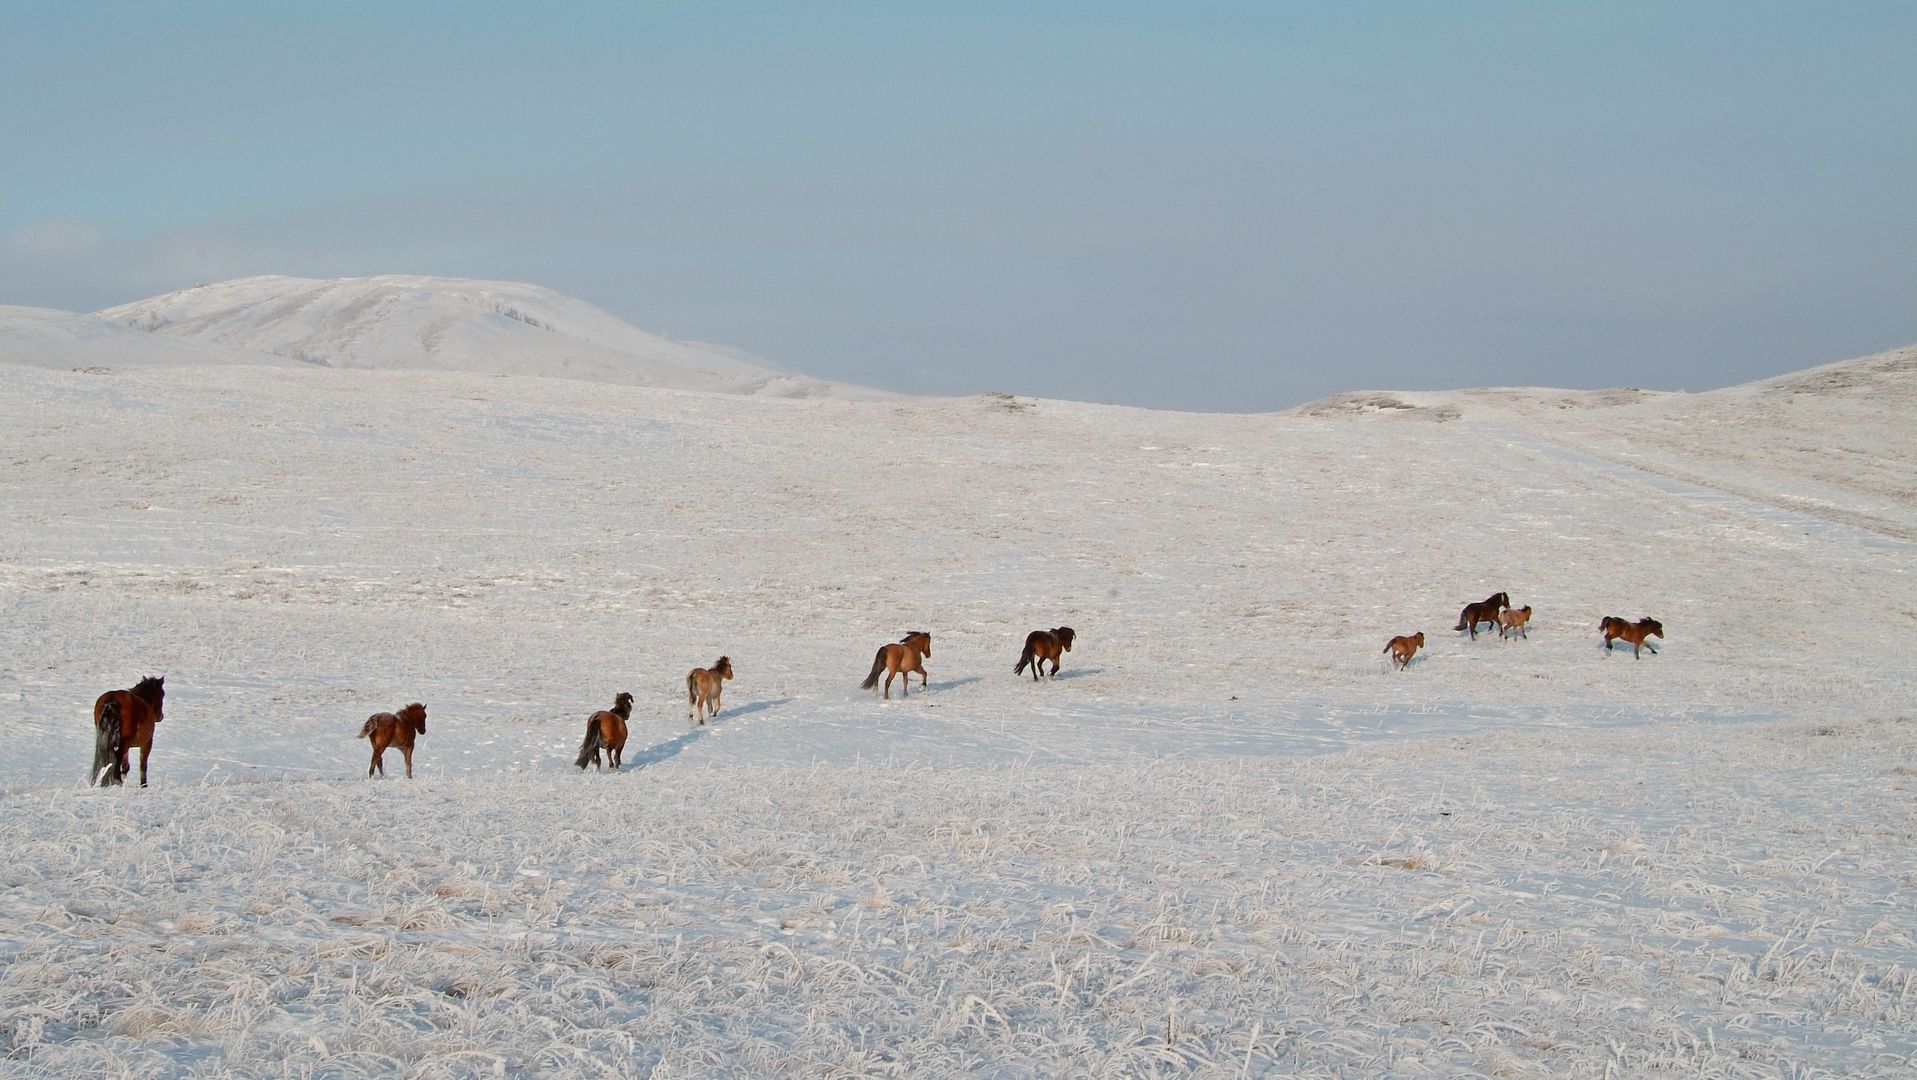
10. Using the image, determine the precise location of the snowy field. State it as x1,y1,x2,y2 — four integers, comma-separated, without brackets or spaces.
2,352,1914,1075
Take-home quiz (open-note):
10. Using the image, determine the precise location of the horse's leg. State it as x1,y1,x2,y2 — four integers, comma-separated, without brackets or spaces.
403,744,414,779
369,745,381,778
883,668,895,699
138,744,150,788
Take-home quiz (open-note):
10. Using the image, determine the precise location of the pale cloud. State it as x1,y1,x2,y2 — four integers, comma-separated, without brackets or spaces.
7,218,107,260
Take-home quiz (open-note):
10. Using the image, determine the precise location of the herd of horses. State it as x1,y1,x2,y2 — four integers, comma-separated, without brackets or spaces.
85,604,1659,786
1384,592,1664,671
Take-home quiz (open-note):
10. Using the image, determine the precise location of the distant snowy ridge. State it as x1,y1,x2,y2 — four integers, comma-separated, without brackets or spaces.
1292,343,1917,540
94,274,885,399
0,304,298,370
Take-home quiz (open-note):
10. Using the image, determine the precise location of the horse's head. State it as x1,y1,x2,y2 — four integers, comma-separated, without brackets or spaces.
400,702,427,733
903,631,931,657
1055,627,1076,652
1641,618,1663,638
716,656,734,680
615,691,634,712
1493,592,1510,609
1411,632,1425,647
135,675,165,719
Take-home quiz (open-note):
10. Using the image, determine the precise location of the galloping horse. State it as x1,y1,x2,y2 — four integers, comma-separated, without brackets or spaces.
1014,626,1075,681
92,675,164,787
359,702,427,778
861,632,931,699
687,657,733,725
1383,632,1425,671
1498,605,1533,640
576,692,633,770
1600,616,1663,658
90,698,124,787
1454,592,1510,640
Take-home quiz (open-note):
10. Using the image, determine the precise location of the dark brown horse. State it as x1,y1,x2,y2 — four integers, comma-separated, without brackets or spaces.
1454,592,1510,640
92,675,164,787
686,656,734,725
1383,632,1425,671
91,698,124,787
861,631,931,699
576,692,633,770
1014,626,1075,680
1600,616,1663,658
359,702,427,778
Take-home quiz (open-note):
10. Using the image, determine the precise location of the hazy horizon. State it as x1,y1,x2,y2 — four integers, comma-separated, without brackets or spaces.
4,2,1913,410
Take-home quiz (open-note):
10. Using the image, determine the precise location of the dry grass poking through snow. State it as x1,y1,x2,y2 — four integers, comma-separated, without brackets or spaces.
3,716,1914,1077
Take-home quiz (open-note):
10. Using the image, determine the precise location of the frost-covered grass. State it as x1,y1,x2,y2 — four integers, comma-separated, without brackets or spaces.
4,717,1913,1076
2,357,1914,1074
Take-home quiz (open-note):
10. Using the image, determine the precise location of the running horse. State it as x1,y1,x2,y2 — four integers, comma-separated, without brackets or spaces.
860,631,931,699
1454,592,1510,640
92,675,164,787
1383,632,1425,671
686,656,733,725
1600,616,1663,658
1014,626,1075,681
359,702,427,778
575,692,633,770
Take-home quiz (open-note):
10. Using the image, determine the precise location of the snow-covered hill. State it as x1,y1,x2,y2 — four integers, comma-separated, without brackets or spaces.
95,274,882,398
0,304,298,370
2,346,1913,1074
1293,344,1917,540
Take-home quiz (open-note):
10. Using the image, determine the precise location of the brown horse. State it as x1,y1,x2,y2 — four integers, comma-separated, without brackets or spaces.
1600,616,1663,658
861,631,931,699
91,698,124,787
1383,632,1425,670
92,675,164,787
576,692,633,770
359,702,427,778
1454,592,1510,640
1498,605,1533,640
1014,626,1075,681
687,656,733,725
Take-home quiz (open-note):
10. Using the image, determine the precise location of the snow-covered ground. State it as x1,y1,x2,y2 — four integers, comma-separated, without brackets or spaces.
1,350,1913,1075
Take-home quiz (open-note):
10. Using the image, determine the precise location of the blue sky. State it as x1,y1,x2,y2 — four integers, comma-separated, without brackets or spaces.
3,1,1912,409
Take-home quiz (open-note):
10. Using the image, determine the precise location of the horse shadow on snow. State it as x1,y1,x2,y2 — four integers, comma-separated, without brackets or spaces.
624,697,794,770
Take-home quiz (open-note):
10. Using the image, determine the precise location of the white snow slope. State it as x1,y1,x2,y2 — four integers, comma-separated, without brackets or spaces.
1,346,1913,1076
0,305,299,371
95,275,882,399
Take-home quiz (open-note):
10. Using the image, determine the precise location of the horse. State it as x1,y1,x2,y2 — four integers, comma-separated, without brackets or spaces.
359,702,427,778
90,698,124,787
860,631,931,699
686,657,733,725
1383,632,1425,670
1014,626,1075,681
92,675,164,787
1498,605,1533,640
1600,616,1663,658
576,692,633,770
1454,592,1510,640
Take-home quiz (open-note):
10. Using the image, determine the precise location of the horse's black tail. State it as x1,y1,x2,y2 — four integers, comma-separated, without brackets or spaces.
1014,640,1035,676
1454,611,1468,631
92,699,123,787
575,718,603,770
860,646,887,690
